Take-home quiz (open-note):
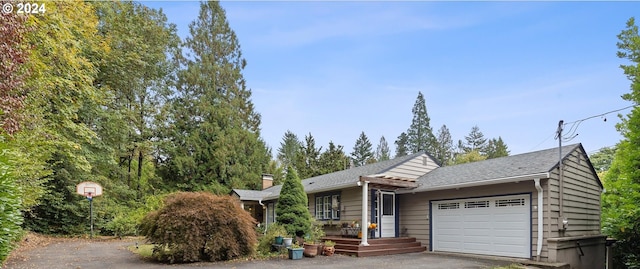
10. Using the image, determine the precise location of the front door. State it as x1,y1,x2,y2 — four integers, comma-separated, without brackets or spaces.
379,191,396,238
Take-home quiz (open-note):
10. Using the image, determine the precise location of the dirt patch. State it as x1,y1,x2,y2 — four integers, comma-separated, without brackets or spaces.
5,233,60,264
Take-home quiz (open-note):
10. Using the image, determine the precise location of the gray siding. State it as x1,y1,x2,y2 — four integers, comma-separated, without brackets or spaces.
399,182,543,259
309,187,366,224
554,147,603,237
384,154,440,179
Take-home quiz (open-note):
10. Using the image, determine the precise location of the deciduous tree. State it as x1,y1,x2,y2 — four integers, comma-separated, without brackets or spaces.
92,1,179,197
20,1,109,234
602,17,640,269
0,7,30,136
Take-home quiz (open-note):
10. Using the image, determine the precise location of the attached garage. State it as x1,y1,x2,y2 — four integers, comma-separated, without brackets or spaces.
431,194,531,258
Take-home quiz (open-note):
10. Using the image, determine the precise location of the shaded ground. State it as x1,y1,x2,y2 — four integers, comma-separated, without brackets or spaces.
3,234,512,269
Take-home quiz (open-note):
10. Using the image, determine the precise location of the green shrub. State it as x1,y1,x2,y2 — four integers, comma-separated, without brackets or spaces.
104,194,165,237
275,166,311,237
0,143,22,263
140,192,256,263
256,222,287,255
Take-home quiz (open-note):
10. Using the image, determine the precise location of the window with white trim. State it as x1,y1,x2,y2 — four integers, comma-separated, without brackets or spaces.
438,202,459,210
495,198,525,207
315,193,340,220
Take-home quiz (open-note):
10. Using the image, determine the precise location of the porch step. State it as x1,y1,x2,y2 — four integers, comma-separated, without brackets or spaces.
324,236,427,257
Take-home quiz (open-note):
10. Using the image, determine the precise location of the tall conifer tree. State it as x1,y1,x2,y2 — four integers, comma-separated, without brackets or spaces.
395,132,409,157
435,125,454,166
351,131,374,166
375,136,391,162
160,1,269,193
406,92,437,154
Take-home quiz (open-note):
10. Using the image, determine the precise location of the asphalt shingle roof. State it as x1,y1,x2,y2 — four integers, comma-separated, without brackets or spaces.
410,143,586,192
231,189,270,201
234,152,426,201
233,143,599,200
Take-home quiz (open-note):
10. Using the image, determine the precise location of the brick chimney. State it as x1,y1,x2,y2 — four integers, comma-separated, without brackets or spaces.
262,174,273,190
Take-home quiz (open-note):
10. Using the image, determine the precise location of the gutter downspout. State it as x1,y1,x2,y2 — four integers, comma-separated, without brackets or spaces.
534,178,544,261
259,199,266,234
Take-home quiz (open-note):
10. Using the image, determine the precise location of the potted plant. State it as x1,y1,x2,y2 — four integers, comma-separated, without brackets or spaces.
283,236,293,247
269,223,287,245
323,240,336,256
288,242,304,260
303,221,325,257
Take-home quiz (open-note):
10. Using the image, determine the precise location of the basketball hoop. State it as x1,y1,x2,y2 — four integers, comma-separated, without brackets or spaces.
76,182,103,239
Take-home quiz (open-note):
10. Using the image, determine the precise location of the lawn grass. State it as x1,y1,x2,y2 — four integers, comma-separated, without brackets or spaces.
128,244,153,258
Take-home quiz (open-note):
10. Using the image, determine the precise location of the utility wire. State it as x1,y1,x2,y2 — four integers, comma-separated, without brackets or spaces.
560,104,638,142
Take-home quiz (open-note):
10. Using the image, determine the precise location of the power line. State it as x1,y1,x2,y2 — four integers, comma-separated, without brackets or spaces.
560,104,638,142
564,104,637,125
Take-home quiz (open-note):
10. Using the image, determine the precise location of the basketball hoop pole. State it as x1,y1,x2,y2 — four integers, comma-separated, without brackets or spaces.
87,194,93,239
76,181,102,239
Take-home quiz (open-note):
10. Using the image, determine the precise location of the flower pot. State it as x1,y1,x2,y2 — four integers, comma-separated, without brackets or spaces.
288,247,304,260
275,236,283,245
303,243,318,257
283,237,293,247
323,246,335,256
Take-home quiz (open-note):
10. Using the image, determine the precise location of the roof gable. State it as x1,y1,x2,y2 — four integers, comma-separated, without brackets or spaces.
233,152,432,201
406,143,600,192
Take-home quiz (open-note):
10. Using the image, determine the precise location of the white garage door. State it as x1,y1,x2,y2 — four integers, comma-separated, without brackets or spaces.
432,194,530,258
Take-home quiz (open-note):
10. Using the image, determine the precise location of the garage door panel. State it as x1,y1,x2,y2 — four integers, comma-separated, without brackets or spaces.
432,194,530,259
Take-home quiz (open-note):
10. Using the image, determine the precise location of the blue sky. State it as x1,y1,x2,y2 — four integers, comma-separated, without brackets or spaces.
144,1,638,157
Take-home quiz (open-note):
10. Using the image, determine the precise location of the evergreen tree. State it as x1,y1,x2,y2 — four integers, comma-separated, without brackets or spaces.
395,132,409,158
484,137,509,159
375,136,391,162
460,125,487,153
275,166,312,237
159,1,269,193
277,130,301,168
602,17,640,268
406,92,437,154
435,125,454,166
319,141,348,174
296,133,322,179
351,131,374,167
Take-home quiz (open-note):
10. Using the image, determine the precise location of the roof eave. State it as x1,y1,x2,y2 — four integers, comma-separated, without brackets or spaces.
397,172,551,194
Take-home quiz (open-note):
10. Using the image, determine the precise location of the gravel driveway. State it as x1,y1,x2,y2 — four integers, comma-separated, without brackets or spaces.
3,237,511,269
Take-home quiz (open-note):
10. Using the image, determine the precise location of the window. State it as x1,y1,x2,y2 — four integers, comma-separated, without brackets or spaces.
465,200,489,208
437,202,459,210
382,193,394,216
267,202,276,224
495,198,525,207
315,193,340,220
